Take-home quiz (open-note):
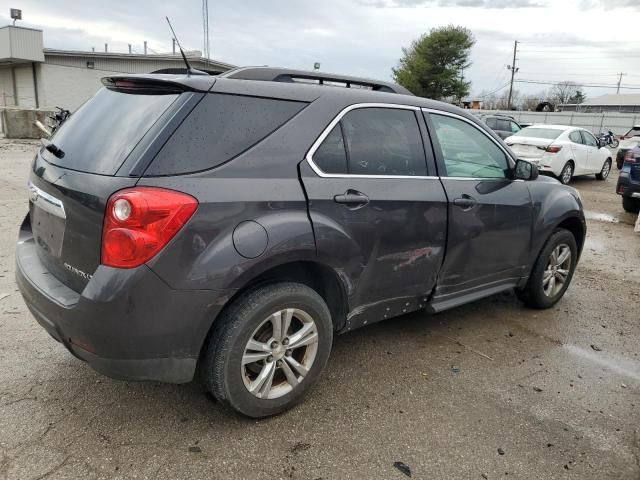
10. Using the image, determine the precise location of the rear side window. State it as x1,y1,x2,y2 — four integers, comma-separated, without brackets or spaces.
146,94,306,175
485,117,498,129
45,88,179,175
569,131,583,144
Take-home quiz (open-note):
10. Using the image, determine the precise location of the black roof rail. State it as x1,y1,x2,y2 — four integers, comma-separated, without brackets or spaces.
219,66,413,96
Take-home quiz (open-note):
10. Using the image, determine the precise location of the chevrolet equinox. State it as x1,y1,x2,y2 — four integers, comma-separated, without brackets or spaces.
16,67,586,417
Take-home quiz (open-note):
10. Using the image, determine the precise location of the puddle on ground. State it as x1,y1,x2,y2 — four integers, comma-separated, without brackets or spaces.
563,344,640,381
584,211,620,223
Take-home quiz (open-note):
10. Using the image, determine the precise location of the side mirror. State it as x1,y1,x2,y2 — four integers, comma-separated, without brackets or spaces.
514,159,539,181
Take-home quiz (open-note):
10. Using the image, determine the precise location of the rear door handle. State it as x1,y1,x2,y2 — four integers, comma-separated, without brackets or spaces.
453,195,477,210
334,190,369,207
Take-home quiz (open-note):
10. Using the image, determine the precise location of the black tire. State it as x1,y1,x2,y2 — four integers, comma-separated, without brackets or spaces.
622,196,640,214
616,152,625,169
610,139,619,149
558,162,574,185
595,159,611,180
201,283,333,418
515,229,578,309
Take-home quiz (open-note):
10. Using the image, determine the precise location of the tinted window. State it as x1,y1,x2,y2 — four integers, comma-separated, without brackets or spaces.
45,88,178,175
147,94,306,175
340,108,427,176
569,131,583,144
313,125,348,174
581,130,598,147
485,117,498,129
496,119,511,131
431,114,509,179
510,121,521,133
513,127,562,140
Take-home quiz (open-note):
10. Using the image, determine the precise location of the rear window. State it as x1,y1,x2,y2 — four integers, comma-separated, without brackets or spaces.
513,127,562,140
145,94,307,176
45,87,179,175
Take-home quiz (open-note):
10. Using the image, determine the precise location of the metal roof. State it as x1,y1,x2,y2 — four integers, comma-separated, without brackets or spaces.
583,94,640,106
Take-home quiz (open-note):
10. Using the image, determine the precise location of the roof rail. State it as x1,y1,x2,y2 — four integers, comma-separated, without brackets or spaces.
219,67,413,96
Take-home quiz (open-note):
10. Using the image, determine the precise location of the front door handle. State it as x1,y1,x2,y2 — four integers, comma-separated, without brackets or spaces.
334,190,369,207
453,195,477,210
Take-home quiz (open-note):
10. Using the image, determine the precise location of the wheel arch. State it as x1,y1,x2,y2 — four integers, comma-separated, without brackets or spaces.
196,260,350,365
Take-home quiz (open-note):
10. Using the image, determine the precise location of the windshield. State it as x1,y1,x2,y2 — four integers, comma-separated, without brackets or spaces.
45,87,179,175
512,127,562,140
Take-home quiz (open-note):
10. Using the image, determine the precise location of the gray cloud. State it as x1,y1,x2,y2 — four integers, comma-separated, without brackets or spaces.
580,0,640,8
361,0,545,8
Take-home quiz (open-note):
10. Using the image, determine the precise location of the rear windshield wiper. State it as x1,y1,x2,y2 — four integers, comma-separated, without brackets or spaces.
41,138,65,159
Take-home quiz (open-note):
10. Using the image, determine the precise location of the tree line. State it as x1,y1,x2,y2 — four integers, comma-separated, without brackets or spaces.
393,26,587,110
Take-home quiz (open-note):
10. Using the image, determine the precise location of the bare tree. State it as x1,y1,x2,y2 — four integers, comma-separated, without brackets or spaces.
495,89,520,110
549,81,579,106
520,90,548,111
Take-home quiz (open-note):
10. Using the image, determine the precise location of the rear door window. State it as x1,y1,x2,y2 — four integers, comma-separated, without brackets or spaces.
340,108,427,176
146,94,307,176
311,107,427,176
44,88,179,175
313,125,348,174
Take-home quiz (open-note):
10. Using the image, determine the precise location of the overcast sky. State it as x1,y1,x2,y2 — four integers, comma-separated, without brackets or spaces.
2,0,640,100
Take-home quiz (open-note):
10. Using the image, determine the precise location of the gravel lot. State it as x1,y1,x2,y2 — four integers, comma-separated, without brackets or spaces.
0,139,638,480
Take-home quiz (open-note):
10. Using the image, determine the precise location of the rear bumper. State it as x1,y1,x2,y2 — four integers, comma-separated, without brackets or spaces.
616,172,640,198
16,233,232,384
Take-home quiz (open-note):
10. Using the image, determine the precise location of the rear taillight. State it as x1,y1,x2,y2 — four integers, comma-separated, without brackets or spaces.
546,145,562,153
624,151,637,164
101,187,198,268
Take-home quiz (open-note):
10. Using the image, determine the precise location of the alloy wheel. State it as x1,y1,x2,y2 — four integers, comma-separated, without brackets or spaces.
542,243,571,297
601,160,611,179
241,308,319,399
561,164,573,184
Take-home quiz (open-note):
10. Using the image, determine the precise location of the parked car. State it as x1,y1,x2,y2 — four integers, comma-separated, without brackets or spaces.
616,144,640,213
15,67,586,418
616,125,640,169
505,125,612,184
476,113,522,139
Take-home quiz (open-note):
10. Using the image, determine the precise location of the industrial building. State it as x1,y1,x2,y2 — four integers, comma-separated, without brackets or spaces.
0,25,235,112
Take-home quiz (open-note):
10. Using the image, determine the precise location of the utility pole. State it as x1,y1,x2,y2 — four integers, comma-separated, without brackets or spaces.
616,72,627,94
507,40,519,110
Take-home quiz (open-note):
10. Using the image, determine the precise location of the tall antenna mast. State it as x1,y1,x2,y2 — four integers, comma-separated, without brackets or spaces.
165,16,207,76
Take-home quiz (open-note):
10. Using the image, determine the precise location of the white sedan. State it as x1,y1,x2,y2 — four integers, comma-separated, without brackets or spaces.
505,125,612,184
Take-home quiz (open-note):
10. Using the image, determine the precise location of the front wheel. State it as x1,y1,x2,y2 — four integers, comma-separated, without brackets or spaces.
595,159,611,180
515,229,577,309
558,162,574,185
609,139,620,149
201,283,333,418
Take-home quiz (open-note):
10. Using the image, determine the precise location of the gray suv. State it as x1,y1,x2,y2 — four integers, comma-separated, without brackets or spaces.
16,67,586,417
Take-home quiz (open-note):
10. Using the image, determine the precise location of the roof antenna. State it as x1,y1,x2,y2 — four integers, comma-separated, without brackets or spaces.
165,16,207,76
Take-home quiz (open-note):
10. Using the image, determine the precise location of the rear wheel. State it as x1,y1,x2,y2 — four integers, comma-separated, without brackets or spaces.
558,162,574,185
515,229,577,309
595,159,611,180
622,196,640,213
201,283,333,418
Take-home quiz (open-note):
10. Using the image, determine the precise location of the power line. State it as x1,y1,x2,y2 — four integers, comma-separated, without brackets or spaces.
516,79,640,90
478,81,512,98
